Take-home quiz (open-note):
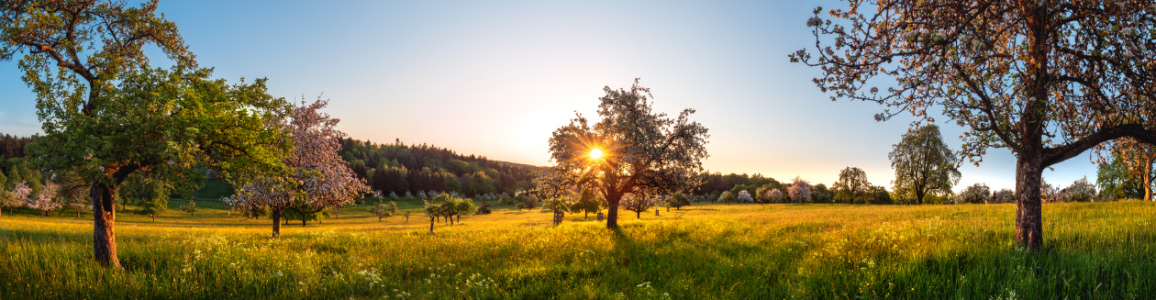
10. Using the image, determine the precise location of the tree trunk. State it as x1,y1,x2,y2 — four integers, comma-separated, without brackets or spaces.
1144,155,1155,202
151,214,155,222
92,182,121,269
271,209,283,238
456,215,460,223
606,198,620,229
636,211,641,219
301,217,307,227
429,216,434,232
1013,2,1048,252
1014,154,1044,250
378,216,382,222
915,189,925,205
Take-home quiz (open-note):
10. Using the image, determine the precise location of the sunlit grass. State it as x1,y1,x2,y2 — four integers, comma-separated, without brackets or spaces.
2,200,1155,299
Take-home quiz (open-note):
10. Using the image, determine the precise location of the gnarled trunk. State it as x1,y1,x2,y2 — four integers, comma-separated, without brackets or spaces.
92,182,121,269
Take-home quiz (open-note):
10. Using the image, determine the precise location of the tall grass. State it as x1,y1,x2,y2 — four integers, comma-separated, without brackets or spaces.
2,201,1155,299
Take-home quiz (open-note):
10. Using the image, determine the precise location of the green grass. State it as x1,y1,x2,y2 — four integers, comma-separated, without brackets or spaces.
2,200,1156,299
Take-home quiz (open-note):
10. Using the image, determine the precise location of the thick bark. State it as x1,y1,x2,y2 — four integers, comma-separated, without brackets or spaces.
1014,155,1044,250
606,198,620,229
271,209,282,238
92,182,121,269
915,189,925,205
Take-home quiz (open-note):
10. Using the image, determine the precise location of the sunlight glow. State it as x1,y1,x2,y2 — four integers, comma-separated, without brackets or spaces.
590,148,603,159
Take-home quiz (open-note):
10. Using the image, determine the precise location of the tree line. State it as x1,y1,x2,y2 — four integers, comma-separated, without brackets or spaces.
339,138,540,198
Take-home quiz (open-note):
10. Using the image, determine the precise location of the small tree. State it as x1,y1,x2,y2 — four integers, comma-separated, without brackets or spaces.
135,179,169,222
26,181,60,217
958,183,992,204
403,210,411,223
0,189,14,217
767,189,783,203
867,186,893,204
1062,177,1097,202
718,191,735,204
788,177,812,204
736,190,754,203
570,189,605,218
992,189,1015,204
665,193,691,210
619,193,659,219
833,167,871,204
9,182,30,214
811,183,833,203
180,200,197,215
371,201,398,222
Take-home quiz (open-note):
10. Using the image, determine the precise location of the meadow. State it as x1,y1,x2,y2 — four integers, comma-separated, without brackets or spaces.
2,199,1155,299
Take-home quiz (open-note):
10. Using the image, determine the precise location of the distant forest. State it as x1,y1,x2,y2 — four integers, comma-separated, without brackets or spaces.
0,134,34,159
338,138,541,197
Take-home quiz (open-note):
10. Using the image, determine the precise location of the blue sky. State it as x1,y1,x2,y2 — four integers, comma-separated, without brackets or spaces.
0,0,1102,192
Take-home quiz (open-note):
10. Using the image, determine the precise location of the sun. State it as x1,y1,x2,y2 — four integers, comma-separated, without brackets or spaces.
589,148,603,159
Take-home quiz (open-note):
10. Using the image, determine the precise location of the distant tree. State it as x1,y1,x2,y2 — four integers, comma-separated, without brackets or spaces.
737,190,754,203
1062,177,1097,202
26,181,60,216
135,179,169,222
227,99,370,236
570,189,606,218
403,210,411,223
1041,180,1062,203
766,189,784,203
8,181,30,214
793,0,1156,250
718,191,735,204
371,202,398,222
811,183,832,203
619,193,659,219
889,125,961,205
867,186,893,205
547,79,709,229
665,193,691,211
755,186,771,203
833,167,870,204
180,200,197,215
992,189,1016,204
788,177,812,204
1096,156,1145,200
958,183,992,204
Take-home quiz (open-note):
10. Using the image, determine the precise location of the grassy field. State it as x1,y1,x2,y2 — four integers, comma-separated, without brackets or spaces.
2,199,1155,299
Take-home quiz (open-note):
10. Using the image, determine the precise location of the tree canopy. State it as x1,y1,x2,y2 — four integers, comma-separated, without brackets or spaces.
547,78,709,229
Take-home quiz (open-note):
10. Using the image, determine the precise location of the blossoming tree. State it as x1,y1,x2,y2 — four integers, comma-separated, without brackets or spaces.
227,99,370,237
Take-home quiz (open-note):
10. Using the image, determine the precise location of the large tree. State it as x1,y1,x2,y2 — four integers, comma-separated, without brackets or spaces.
226,99,370,236
0,1,291,268
889,124,961,204
792,0,1156,250
548,79,709,229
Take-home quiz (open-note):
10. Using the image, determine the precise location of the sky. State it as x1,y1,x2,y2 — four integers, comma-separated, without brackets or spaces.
0,0,1104,192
